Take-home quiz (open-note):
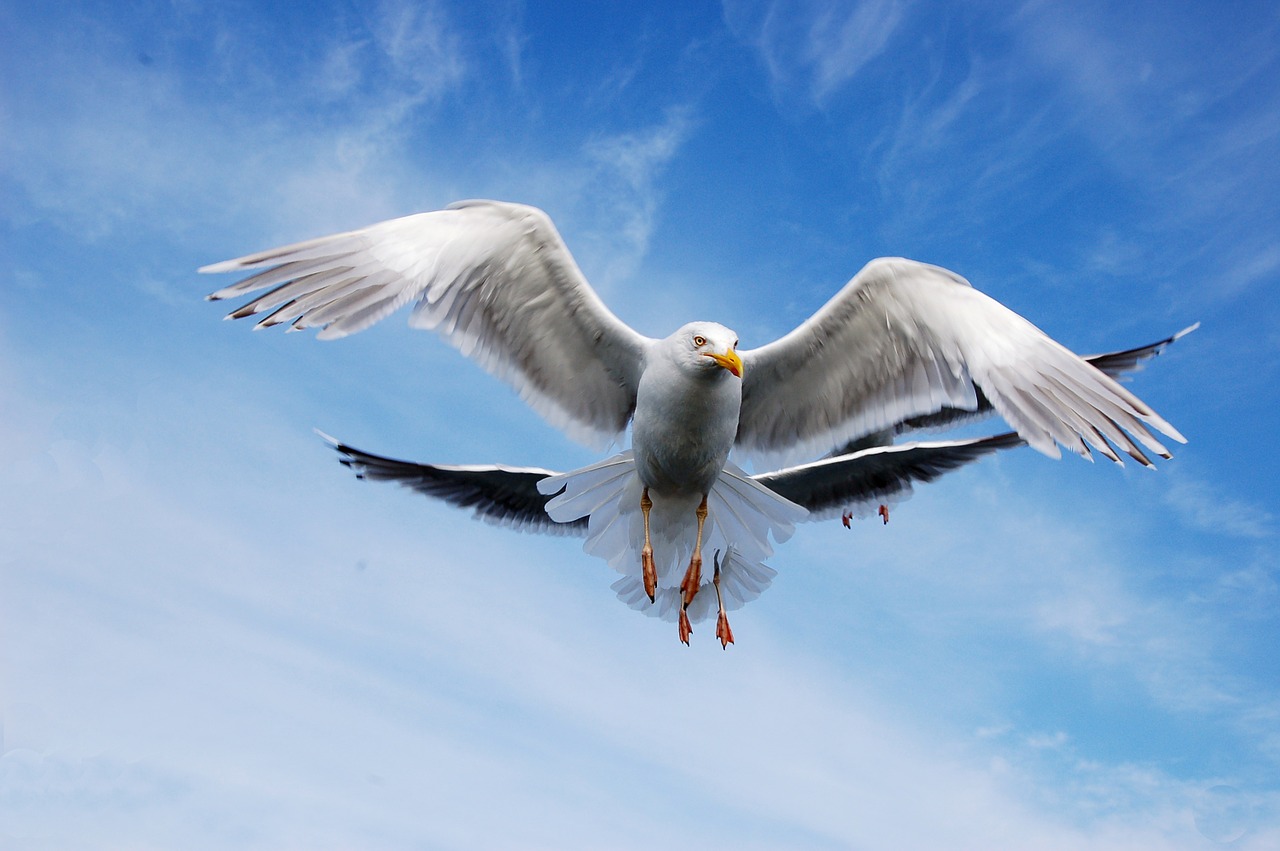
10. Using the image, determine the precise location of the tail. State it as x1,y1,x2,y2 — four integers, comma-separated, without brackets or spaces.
611,546,778,623
540,454,807,622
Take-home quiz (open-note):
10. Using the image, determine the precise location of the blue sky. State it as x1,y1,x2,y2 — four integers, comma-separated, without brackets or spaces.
2,0,1278,847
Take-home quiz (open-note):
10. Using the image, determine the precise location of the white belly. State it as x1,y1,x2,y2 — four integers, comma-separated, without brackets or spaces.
632,365,741,496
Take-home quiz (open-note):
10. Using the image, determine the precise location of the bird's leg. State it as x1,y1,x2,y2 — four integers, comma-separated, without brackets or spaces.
878,504,890,525
640,487,656,603
713,550,734,649
680,496,708,609
675,496,710,646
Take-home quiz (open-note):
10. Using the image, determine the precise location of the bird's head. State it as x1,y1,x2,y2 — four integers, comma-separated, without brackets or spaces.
670,322,743,378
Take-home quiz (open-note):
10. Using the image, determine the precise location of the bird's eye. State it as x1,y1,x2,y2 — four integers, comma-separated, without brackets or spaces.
693,335,706,347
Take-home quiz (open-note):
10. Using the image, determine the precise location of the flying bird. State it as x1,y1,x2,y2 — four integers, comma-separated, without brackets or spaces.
203,200,1190,646
315,324,1192,643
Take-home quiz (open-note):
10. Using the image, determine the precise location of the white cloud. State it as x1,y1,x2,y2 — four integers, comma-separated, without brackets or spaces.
779,452,1280,750
492,0,528,88
1005,1,1280,307
4,332,1274,849
371,0,467,100
575,108,695,287
314,38,372,100
0,4,469,245
803,0,909,101
722,0,911,103
1163,476,1274,540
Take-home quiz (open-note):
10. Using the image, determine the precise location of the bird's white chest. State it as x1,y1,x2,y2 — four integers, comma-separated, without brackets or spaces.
632,362,742,496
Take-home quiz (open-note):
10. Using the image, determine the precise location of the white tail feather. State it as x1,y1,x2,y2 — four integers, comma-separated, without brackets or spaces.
543,454,807,622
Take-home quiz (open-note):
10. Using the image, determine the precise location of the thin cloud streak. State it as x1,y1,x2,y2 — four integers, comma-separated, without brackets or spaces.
580,108,695,286
804,0,909,101
1163,476,1274,541
722,0,911,104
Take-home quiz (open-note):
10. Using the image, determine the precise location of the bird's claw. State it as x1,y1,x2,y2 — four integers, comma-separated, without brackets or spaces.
678,609,692,645
711,548,733,649
842,507,889,527
680,554,702,608
716,610,734,649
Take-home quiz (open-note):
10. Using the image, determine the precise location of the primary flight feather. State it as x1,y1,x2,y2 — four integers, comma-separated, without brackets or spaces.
204,199,1188,646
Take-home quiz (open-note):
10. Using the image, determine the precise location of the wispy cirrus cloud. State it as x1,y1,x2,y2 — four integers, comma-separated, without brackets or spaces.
722,0,911,103
1004,1,1280,304
718,0,1280,319
371,0,468,96
579,107,695,285
0,2,471,244
1162,476,1274,541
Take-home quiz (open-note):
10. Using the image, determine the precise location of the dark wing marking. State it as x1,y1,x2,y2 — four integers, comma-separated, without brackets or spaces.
757,433,1026,521
322,434,586,536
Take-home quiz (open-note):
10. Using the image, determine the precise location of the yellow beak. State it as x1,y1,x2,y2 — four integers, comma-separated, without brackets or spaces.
704,348,743,378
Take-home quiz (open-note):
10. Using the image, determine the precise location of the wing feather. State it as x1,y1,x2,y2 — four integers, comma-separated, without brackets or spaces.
204,201,653,448
847,324,1197,443
756,432,1026,521
738,258,1185,467
322,434,585,536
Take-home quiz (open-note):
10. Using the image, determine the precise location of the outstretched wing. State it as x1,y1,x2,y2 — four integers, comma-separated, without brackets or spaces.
835,323,1200,450
203,200,653,448
323,434,586,536
756,432,1026,522
738,258,1185,467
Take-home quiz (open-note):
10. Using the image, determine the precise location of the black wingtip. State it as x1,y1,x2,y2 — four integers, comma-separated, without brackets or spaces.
315,429,360,468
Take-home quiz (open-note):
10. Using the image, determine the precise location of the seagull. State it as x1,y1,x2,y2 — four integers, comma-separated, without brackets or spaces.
203,199,1190,646
313,323,1193,646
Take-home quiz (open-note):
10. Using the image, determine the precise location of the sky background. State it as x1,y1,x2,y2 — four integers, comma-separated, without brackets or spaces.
3,1,1279,848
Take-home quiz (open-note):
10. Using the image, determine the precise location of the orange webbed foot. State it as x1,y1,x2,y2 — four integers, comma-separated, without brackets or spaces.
711,549,734,650
680,554,702,608
715,610,734,649
641,547,657,603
